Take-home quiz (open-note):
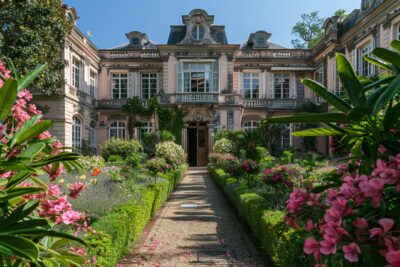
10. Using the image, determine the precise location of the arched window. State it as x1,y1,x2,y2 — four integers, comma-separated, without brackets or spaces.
109,121,126,139
191,25,205,40
72,116,82,150
243,121,260,131
281,124,291,149
256,36,265,46
139,122,152,140
131,37,140,45
89,121,96,149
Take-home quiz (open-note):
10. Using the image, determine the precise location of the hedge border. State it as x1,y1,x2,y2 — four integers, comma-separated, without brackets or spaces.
86,164,187,266
209,167,310,267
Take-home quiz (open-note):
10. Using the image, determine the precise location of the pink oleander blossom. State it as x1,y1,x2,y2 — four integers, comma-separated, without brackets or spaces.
68,182,85,199
303,238,320,261
61,210,83,225
342,242,361,262
370,218,395,237
385,250,400,267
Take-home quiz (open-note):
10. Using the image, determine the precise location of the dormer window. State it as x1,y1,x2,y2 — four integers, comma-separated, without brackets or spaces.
191,25,205,40
362,0,374,10
256,36,265,46
131,37,140,45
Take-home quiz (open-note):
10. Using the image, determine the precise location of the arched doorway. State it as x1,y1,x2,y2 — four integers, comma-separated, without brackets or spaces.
187,122,208,167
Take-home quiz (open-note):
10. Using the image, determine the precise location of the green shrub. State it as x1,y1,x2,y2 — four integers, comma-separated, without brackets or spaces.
159,130,176,142
213,138,235,153
101,138,142,160
87,165,188,266
126,152,143,169
108,155,123,163
155,141,185,166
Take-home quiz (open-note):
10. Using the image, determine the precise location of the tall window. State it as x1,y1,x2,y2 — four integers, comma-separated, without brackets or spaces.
139,122,152,140
273,74,290,99
360,41,374,77
243,121,259,131
177,62,219,93
242,73,259,99
89,121,96,150
72,116,82,150
281,124,291,150
141,74,158,99
109,121,126,139
315,67,324,85
191,25,205,40
112,73,128,99
90,72,96,97
72,58,81,89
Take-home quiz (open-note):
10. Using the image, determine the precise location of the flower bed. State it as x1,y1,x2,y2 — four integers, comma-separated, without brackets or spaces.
86,164,187,266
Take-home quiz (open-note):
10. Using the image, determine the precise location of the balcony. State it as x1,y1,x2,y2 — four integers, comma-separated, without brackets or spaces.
96,99,148,109
175,93,219,104
242,98,305,109
236,49,313,60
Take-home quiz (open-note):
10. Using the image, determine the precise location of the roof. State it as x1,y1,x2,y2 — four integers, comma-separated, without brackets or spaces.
167,25,228,44
240,41,286,49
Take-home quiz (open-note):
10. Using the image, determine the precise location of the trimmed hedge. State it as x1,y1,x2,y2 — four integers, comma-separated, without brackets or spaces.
209,167,311,267
87,164,187,266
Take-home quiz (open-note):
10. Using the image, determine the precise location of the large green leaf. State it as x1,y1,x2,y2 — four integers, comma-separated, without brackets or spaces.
0,235,39,261
366,86,386,108
302,79,352,112
383,103,400,133
292,127,344,137
347,106,370,121
336,53,364,107
0,220,48,235
0,200,40,228
372,47,400,69
363,55,394,71
17,64,47,92
0,187,44,202
12,120,53,147
391,40,400,52
372,75,400,115
362,76,395,92
18,143,46,159
0,79,17,121
266,113,349,123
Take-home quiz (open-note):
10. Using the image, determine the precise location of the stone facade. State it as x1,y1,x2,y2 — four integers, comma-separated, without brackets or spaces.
33,1,400,160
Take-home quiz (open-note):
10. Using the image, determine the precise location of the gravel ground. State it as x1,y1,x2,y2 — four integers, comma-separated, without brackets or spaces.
118,168,267,267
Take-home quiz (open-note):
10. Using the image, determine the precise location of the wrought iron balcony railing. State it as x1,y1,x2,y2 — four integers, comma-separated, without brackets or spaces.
96,99,148,109
175,93,219,104
242,98,305,109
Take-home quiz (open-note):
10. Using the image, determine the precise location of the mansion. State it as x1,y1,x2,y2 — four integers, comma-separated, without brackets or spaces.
32,0,400,166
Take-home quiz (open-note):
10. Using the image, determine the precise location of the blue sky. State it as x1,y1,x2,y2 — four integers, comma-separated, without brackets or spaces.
65,0,361,49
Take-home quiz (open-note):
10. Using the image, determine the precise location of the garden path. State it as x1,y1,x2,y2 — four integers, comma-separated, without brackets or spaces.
118,167,267,267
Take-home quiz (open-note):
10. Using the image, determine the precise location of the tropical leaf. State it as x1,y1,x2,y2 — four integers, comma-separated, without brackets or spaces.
391,40,400,52
0,79,17,121
372,47,400,69
383,103,400,133
292,127,344,137
0,200,40,228
17,64,47,92
18,143,46,159
336,53,364,106
363,55,394,72
302,79,352,112
266,113,349,123
362,76,395,92
13,120,53,146
371,75,400,115
347,107,370,121
0,235,39,261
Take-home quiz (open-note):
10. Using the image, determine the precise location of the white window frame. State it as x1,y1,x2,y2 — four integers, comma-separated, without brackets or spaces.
243,121,260,131
111,73,128,99
89,121,96,149
360,40,374,77
141,73,158,99
72,58,81,90
72,116,82,150
177,61,219,93
89,72,96,98
242,73,260,99
109,121,126,139
273,73,290,99
139,122,152,140
191,25,205,40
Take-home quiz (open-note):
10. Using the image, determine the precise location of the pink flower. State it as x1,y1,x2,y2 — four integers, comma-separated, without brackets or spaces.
48,184,61,196
304,220,316,231
17,89,33,101
385,250,400,267
359,178,384,208
303,238,320,261
352,218,368,229
320,235,337,255
378,145,388,154
342,242,361,262
324,208,342,226
61,210,83,225
68,182,85,199
370,218,395,237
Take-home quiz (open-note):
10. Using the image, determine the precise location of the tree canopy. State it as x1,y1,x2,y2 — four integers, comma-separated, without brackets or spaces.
0,0,71,95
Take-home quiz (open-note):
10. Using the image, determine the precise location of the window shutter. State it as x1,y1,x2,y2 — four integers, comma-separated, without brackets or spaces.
259,72,265,98
135,72,141,97
269,73,274,99
128,72,134,98
176,61,182,93
351,49,358,74
239,72,243,96
291,73,297,99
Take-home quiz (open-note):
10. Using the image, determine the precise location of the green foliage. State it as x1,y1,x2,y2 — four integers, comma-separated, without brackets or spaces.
291,11,324,48
155,141,185,166
101,138,142,161
107,155,123,163
159,130,175,142
126,153,143,169
213,138,235,153
87,166,187,266
209,167,309,267
141,132,158,156
279,150,295,164
266,41,400,166
122,97,152,139
158,107,185,145
0,1,72,95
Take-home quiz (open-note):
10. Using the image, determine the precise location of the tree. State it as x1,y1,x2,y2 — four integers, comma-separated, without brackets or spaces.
0,0,72,95
334,8,348,21
291,11,324,49
122,97,152,140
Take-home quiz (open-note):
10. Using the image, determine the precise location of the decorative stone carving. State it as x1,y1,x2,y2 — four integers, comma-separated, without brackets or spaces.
183,107,216,123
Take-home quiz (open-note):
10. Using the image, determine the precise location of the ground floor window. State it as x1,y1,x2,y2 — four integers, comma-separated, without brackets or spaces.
281,124,291,149
243,121,259,131
109,121,126,139
89,121,96,149
72,115,82,150
139,122,152,140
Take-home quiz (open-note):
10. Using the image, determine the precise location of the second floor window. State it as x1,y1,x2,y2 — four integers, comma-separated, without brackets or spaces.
112,73,128,99
361,41,374,77
72,115,82,150
109,121,126,139
274,74,290,99
243,121,259,131
90,72,96,97
141,73,158,99
242,73,259,99
89,121,96,149
72,58,81,89
177,62,219,93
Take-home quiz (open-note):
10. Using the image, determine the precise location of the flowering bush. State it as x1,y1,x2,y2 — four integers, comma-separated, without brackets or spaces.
0,62,89,265
155,141,185,166
262,164,302,188
145,157,169,175
213,138,235,154
79,155,106,173
241,159,259,175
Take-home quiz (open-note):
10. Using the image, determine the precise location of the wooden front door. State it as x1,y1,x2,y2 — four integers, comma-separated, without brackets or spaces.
187,123,208,166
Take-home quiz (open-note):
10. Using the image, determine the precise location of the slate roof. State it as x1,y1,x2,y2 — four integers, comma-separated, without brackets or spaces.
240,41,286,50
167,25,228,44
108,41,157,50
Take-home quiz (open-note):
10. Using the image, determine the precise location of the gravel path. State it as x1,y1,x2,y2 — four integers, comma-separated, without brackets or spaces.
118,167,267,267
